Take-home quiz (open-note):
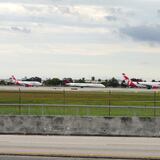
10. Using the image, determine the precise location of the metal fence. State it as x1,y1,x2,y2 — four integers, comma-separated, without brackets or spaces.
0,88,160,116
0,103,159,117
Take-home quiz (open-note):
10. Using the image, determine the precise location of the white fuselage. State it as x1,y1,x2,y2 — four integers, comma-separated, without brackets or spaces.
19,81,42,87
137,81,160,88
66,83,105,88
128,81,160,89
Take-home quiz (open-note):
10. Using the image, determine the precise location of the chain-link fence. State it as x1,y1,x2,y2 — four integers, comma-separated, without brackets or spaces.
0,88,160,116
0,103,159,117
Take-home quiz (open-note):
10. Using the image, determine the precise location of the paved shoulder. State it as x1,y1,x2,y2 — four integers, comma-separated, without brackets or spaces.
0,135,160,159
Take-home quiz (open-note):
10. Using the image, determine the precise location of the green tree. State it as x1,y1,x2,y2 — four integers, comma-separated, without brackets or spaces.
43,78,62,86
121,80,127,88
108,77,119,87
91,76,95,81
101,80,108,87
0,80,6,85
75,79,85,83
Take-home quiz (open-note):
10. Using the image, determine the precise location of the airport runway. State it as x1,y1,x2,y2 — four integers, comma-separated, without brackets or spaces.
0,155,123,160
0,86,158,92
0,155,114,160
0,135,160,159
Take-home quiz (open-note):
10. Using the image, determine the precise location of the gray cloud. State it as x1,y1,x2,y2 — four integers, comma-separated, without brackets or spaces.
120,25,160,43
11,26,31,33
0,26,31,33
108,7,135,16
105,16,117,21
104,7,135,23
108,7,122,14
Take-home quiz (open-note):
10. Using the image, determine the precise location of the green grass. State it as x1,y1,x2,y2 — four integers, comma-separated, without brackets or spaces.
0,90,160,116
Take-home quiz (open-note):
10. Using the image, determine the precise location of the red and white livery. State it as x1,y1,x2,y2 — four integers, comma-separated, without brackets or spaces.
11,75,42,87
122,73,160,89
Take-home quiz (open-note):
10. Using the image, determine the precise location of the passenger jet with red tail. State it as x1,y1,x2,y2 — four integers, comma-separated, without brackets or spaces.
11,75,42,87
122,73,160,89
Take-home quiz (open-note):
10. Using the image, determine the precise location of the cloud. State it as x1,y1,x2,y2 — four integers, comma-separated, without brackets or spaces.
32,24,109,34
105,16,117,21
1,42,160,58
0,26,31,33
120,25,160,43
11,26,31,33
0,2,136,31
105,7,135,21
0,3,108,22
66,5,108,22
0,3,26,15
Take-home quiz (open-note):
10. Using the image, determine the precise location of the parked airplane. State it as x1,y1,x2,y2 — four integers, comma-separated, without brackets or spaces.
122,73,160,89
65,82,105,88
11,75,42,87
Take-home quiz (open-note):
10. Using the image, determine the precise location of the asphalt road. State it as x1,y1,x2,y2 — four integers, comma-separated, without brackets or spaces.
0,155,116,160
0,135,160,159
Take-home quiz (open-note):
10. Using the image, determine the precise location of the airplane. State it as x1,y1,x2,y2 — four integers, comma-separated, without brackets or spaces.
122,73,160,89
11,75,42,87
65,82,105,88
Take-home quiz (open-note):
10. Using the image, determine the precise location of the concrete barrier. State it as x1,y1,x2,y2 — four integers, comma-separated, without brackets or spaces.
0,116,160,137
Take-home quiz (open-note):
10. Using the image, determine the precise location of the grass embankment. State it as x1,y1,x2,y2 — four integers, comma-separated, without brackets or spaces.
0,90,159,116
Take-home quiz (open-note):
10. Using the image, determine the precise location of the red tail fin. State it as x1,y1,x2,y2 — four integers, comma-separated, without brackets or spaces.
12,75,17,81
122,73,129,80
122,73,137,88
11,75,19,85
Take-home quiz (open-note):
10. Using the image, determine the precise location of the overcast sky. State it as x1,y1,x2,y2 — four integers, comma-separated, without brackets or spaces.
1,0,160,80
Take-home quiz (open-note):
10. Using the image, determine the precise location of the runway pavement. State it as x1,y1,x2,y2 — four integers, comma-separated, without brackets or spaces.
0,135,160,159
0,155,113,160
0,85,158,92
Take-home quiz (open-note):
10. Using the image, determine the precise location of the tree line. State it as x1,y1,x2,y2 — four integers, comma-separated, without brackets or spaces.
2,76,156,88
44,77,134,87
0,76,122,87
40,77,121,87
